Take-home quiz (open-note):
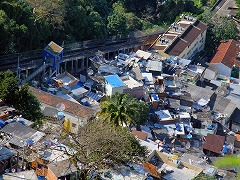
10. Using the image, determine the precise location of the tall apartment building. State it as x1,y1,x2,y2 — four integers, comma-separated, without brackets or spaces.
152,15,208,60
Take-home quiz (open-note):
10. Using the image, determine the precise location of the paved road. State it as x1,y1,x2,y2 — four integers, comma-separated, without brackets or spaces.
214,0,237,17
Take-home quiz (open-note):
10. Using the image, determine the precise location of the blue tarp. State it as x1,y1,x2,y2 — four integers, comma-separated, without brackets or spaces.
0,119,5,127
164,144,169,149
26,139,34,146
18,120,25,125
221,145,229,154
187,134,193,139
58,112,64,116
77,81,83,87
207,125,212,130
38,176,46,180
152,94,158,101
176,123,182,132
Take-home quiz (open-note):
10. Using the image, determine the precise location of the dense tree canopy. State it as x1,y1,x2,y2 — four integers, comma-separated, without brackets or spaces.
0,0,203,54
66,120,147,177
0,70,42,122
199,9,239,56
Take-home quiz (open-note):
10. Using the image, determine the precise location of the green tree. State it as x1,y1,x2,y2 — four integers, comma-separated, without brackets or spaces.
15,84,42,121
107,12,127,36
86,11,107,39
125,12,143,32
213,17,239,41
0,70,42,122
0,70,19,103
25,0,65,29
97,93,149,126
112,2,142,32
0,0,50,53
0,10,12,54
66,120,147,176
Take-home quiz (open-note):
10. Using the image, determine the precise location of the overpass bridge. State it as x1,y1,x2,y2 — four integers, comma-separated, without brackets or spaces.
0,32,161,82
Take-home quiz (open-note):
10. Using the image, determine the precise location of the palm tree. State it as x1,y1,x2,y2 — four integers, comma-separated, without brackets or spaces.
97,93,147,126
214,155,240,179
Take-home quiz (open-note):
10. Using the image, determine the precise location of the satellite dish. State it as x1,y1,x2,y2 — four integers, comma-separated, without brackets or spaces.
56,103,65,111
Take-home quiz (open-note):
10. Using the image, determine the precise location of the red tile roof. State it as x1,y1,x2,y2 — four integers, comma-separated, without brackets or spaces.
210,40,239,68
202,134,225,154
143,162,161,178
29,87,96,119
131,130,148,140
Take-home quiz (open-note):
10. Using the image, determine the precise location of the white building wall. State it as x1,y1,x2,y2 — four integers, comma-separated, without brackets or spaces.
105,83,127,96
105,83,113,96
180,30,207,60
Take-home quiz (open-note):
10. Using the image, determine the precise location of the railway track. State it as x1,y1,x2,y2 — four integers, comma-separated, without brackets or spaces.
0,32,160,71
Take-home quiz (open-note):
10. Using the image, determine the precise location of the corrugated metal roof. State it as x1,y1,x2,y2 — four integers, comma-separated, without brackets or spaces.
0,122,45,147
202,134,225,154
182,84,214,102
146,60,162,72
48,160,77,178
3,170,38,180
0,147,14,161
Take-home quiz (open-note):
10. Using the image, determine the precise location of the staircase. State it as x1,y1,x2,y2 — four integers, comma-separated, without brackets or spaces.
21,63,49,84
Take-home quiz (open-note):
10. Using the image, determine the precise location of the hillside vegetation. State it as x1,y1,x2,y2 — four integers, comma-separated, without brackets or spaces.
0,0,205,54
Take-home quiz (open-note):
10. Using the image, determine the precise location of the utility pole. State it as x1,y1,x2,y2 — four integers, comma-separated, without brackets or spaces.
16,151,19,172
22,147,25,171
20,140,25,171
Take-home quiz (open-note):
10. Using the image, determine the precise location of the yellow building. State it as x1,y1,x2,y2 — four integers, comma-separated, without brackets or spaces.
152,14,208,60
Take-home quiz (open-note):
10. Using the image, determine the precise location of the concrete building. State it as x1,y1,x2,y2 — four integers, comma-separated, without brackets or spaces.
152,14,207,60
104,75,127,96
29,87,96,132
121,75,144,98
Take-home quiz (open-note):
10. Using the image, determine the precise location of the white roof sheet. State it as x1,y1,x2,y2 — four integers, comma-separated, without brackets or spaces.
121,76,143,89
139,139,163,154
204,68,216,80
179,112,191,119
71,86,88,96
142,73,154,84
197,98,209,106
230,84,240,96
146,60,162,72
164,123,185,135
179,58,191,67
135,50,152,60
155,110,172,121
